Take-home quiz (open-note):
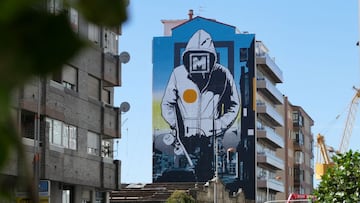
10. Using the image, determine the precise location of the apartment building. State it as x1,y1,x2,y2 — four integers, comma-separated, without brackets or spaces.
255,42,314,202
2,2,127,202
154,13,314,203
281,100,314,198
255,41,285,202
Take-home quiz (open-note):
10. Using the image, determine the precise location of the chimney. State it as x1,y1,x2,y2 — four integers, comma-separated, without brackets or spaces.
188,9,194,20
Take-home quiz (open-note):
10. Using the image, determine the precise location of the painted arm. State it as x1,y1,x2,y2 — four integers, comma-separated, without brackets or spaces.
215,71,240,132
161,71,178,129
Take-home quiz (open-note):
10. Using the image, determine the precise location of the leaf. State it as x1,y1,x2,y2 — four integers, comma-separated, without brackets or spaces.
0,8,85,90
76,0,128,27
0,0,40,22
314,150,360,202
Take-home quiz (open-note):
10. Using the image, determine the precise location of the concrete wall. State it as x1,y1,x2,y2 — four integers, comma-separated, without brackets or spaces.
192,178,246,203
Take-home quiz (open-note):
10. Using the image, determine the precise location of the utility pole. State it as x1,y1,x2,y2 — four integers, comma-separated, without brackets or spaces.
212,101,218,203
33,77,41,202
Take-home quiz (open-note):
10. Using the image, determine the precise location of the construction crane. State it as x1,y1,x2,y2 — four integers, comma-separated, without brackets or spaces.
315,134,334,179
339,87,360,153
315,87,360,179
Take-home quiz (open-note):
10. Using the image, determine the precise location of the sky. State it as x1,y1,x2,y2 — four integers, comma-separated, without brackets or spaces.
114,0,360,184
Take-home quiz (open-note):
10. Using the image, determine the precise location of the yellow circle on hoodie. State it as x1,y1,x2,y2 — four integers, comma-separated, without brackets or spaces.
183,89,197,103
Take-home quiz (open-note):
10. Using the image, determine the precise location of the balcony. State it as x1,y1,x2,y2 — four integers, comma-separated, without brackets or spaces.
257,78,283,105
103,104,120,138
257,101,284,127
293,119,303,128
257,126,284,148
103,53,121,87
256,54,283,83
294,166,305,184
257,151,284,170
18,82,41,113
257,177,285,193
71,46,121,87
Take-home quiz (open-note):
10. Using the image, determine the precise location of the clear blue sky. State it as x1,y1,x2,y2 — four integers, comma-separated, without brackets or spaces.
114,0,360,184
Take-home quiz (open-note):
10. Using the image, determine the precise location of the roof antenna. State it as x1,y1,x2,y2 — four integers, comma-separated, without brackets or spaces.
188,9,194,20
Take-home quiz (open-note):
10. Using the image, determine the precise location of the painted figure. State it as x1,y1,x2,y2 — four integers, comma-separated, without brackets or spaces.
161,29,240,181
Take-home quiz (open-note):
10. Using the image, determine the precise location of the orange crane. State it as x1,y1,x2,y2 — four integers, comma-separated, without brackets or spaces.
315,87,360,179
315,134,334,179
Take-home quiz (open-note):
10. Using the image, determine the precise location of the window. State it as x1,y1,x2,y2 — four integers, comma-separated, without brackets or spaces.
88,131,99,155
240,48,248,62
103,29,118,55
102,88,111,104
88,75,100,100
293,131,304,145
48,0,63,13
295,151,304,164
95,191,105,203
52,65,78,91
21,110,35,139
69,8,78,32
62,185,74,203
46,118,77,150
101,140,112,158
88,23,100,44
62,190,70,203
292,111,303,126
294,186,305,194
81,190,91,203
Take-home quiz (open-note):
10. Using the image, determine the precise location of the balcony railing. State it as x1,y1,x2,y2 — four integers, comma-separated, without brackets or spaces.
257,126,284,148
257,101,284,127
257,151,284,170
102,104,120,138
257,177,285,192
103,53,121,87
257,77,284,105
256,54,283,83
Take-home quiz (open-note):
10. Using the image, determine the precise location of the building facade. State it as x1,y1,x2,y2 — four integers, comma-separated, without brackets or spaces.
152,15,257,200
255,40,285,202
2,2,127,202
153,13,314,203
282,100,314,197
255,42,314,202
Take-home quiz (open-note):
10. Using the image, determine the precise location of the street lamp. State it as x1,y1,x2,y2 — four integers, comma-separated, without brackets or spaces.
266,171,269,201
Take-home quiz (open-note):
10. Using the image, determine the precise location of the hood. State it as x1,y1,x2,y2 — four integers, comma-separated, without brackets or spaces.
183,29,217,62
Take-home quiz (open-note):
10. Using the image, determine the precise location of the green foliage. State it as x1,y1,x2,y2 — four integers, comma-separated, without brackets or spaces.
0,0,128,200
166,190,195,203
314,150,360,202
76,0,128,27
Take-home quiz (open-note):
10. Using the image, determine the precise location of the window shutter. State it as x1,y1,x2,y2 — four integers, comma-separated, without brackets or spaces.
87,131,99,154
88,75,100,99
88,23,100,44
62,65,77,85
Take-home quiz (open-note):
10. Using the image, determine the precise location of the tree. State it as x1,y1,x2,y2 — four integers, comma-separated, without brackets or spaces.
314,150,360,202
166,190,195,203
0,0,128,200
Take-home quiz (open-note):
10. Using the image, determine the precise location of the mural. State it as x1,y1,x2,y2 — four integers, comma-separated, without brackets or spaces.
153,17,256,200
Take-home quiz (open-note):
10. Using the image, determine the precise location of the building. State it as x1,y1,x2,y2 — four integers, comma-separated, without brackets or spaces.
255,40,285,202
255,42,314,202
279,99,314,198
152,12,314,203
110,179,246,203
1,2,129,202
152,14,257,200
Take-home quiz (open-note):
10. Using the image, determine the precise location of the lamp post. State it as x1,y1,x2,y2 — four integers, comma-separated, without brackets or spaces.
266,170,269,201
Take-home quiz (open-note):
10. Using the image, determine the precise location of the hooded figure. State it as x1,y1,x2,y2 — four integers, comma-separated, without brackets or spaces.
160,29,240,181
161,29,240,138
